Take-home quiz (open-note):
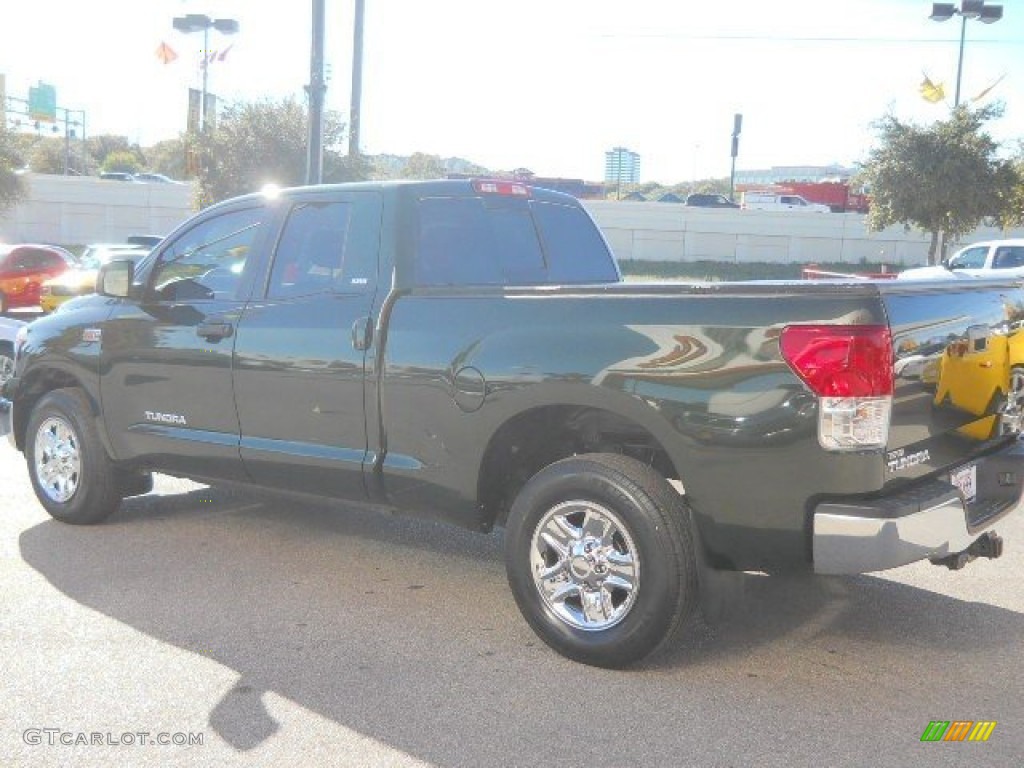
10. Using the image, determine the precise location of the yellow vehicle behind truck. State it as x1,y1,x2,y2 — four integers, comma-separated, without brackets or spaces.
933,321,1024,440
39,246,150,313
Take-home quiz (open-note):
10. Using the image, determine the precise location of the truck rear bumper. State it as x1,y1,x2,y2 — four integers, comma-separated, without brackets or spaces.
813,440,1024,574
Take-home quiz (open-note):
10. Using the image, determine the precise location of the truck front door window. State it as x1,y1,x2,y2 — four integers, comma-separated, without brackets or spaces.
947,247,988,270
150,208,263,302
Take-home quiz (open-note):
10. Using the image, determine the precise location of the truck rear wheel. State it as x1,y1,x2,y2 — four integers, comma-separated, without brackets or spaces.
504,453,698,668
26,388,124,524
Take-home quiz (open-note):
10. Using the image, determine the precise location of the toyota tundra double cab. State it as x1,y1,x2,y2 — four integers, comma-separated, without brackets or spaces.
3,180,1022,667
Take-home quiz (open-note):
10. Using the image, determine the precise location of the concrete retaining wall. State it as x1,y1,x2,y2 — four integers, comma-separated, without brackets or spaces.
0,174,195,245
2,178,1020,267
582,200,1024,266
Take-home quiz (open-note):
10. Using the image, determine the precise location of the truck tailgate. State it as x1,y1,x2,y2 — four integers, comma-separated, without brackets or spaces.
883,278,1024,527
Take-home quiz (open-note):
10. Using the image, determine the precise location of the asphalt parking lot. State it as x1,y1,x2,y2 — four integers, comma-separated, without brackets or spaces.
1,445,1023,767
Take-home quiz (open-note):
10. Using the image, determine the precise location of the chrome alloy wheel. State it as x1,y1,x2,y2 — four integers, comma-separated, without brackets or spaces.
530,500,640,631
34,416,82,503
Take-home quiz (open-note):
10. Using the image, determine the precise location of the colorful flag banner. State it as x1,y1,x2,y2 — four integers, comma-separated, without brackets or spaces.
971,74,1006,103
200,45,234,69
919,74,945,104
155,41,178,65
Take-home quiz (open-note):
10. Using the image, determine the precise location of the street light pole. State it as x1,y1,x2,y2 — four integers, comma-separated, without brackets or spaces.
306,0,327,184
172,14,240,131
349,0,365,157
929,1,1004,108
954,14,967,106
202,25,210,128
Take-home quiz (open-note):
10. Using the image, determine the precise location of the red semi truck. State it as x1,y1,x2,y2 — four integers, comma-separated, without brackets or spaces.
778,181,870,213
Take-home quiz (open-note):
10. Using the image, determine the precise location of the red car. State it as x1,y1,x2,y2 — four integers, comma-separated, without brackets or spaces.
0,244,76,313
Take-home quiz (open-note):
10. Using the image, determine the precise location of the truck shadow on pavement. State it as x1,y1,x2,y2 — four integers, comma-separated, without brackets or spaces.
18,480,1024,763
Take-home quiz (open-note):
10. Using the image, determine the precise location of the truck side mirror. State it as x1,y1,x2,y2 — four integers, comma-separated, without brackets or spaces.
97,260,135,299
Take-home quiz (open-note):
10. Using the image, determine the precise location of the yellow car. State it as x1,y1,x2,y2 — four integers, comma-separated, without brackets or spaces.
40,246,150,313
933,322,1024,440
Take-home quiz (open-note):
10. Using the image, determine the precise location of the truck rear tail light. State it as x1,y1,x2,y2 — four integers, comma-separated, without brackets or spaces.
472,180,530,197
780,325,893,451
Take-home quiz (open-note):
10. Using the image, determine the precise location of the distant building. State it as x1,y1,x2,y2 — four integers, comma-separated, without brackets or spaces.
735,164,858,186
605,147,641,186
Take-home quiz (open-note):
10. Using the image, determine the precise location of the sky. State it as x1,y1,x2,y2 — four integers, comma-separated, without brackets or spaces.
2,0,1022,184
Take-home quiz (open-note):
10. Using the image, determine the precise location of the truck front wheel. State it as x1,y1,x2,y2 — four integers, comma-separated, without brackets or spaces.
26,388,124,524
504,453,698,668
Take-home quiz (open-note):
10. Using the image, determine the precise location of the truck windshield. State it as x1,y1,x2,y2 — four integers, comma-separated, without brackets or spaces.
415,196,619,286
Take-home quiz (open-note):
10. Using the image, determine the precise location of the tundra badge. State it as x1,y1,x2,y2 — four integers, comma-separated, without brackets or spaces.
144,411,187,426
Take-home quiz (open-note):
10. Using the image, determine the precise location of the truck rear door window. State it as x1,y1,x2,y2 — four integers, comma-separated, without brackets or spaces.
269,202,352,298
992,247,1024,269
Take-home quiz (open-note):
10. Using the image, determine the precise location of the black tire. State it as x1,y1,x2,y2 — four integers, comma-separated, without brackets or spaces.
504,453,698,668
25,388,124,524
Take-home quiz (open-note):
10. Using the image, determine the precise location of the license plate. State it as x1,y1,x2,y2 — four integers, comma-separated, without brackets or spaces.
951,463,977,504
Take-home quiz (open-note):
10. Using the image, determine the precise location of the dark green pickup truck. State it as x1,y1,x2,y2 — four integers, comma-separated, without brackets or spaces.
3,180,1023,667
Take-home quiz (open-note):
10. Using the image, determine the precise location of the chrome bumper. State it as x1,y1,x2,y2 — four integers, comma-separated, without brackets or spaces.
813,441,1024,574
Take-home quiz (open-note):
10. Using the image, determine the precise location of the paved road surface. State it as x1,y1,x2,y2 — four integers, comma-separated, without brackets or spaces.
1,446,1022,767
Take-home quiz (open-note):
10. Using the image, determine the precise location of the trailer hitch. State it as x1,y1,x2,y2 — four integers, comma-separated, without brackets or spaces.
931,531,1004,571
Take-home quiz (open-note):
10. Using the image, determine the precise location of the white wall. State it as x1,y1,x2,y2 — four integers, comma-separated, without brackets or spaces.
4,179,1020,266
0,174,195,245
583,200,1024,266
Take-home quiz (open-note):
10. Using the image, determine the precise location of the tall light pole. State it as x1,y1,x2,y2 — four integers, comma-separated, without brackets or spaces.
349,0,365,157
172,13,240,130
307,0,327,184
929,1,1003,107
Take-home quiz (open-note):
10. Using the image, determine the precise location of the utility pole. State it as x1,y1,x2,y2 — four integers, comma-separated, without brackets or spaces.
729,113,742,202
306,0,327,184
349,0,365,157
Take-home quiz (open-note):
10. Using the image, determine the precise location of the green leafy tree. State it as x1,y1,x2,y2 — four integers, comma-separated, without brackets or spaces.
102,150,142,174
143,137,187,180
27,136,66,174
87,134,134,168
324,151,371,184
196,96,363,206
860,105,1021,264
0,127,26,212
1003,141,1024,228
401,152,445,180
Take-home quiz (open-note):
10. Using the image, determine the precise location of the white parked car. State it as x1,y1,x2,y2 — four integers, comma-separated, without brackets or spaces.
898,239,1024,280
741,191,830,213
